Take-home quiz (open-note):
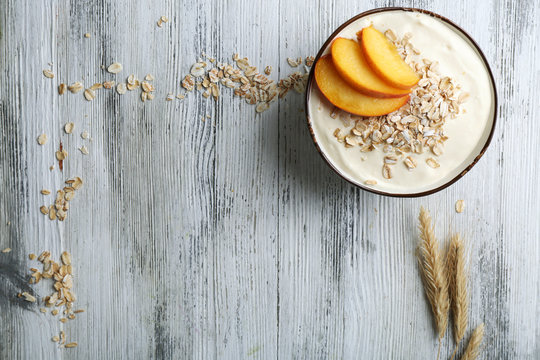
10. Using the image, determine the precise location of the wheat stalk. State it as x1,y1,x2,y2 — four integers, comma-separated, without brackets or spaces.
417,207,449,359
447,234,469,360
460,323,485,360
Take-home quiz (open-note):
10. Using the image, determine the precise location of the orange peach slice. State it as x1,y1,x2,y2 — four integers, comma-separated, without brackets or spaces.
331,38,410,98
359,26,420,89
315,55,409,117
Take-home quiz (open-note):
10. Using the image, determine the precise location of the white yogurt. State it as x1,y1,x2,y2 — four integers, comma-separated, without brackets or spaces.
308,10,496,195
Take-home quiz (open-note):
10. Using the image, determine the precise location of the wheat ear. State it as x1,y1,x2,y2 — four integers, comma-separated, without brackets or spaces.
447,234,469,360
460,323,485,360
417,207,449,348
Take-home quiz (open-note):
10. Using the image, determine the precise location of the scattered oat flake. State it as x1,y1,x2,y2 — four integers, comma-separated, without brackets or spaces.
458,92,469,104
103,80,115,89
210,83,219,99
74,309,85,314
161,15,169,22
37,133,48,145
305,56,315,67
52,336,60,342
181,75,195,91
29,253,36,260
455,200,465,213
384,29,397,41
65,342,78,348
64,122,74,134
127,81,139,91
404,156,417,170
190,62,206,77
41,189,51,195
90,82,103,91
264,66,272,75
330,107,340,119
48,207,57,220
79,146,89,155
287,58,298,67
84,89,95,101
1,248,11,253
43,69,54,78
21,292,36,302
66,176,84,190
40,206,49,215
68,81,84,93
116,83,127,95
58,83,67,95
382,164,392,179
84,33,91,38
55,149,68,161
141,81,155,93
426,157,440,169
57,210,67,222
107,62,123,74
145,74,155,81
431,144,443,156
256,102,269,113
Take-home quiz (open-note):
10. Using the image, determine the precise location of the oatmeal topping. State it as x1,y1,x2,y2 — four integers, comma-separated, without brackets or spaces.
332,31,467,178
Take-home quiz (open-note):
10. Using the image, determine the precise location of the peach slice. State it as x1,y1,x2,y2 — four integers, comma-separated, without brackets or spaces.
359,26,420,89
314,55,409,117
331,38,410,98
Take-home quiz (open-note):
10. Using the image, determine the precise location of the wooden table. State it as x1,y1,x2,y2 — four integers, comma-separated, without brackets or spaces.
1,0,538,358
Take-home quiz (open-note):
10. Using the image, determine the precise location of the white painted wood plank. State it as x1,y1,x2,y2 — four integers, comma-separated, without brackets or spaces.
211,0,280,358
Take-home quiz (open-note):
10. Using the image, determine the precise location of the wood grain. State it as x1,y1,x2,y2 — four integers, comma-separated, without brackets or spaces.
0,0,538,359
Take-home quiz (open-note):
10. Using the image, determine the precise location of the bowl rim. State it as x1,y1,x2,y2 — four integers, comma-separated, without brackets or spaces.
304,7,498,198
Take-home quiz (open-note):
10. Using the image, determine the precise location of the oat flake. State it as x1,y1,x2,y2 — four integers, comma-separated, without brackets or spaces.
116,83,127,95
103,81,115,89
191,62,206,77
107,62,123,74
37,133,48,145
455,200,465,213
43,69,54,79
84,89,95,101
64,122,74,134
68,81,84,94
